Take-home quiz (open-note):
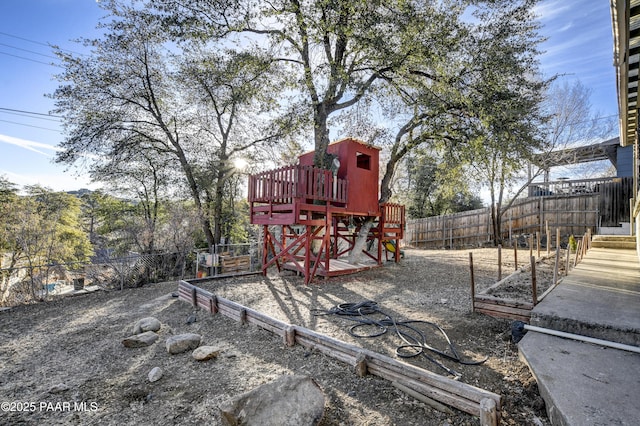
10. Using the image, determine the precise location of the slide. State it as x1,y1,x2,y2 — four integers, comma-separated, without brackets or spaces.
382,240,405,258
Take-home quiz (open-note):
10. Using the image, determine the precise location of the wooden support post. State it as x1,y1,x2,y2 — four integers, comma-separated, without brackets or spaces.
529,234,533,259
284,325,296,347
469,253,475,311
480,398,498,426
553,246,560,287
239,308,247,324
536,231,540,258
531,256,537,306
514,242,518,271
556,228,561,251
209,295,218,314
565,245,571,275
191,287,197,308
545,221,550,256
354,352,368,377
497,245,502,282
574,240,582,267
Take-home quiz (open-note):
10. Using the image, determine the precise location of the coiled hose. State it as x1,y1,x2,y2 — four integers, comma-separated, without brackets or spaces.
312,300,487,377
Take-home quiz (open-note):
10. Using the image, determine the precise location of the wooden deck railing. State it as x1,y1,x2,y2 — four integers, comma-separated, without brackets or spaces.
249,165,348,205
382,203,405,225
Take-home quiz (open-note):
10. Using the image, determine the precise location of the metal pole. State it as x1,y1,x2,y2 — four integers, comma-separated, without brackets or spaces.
523,324,640,354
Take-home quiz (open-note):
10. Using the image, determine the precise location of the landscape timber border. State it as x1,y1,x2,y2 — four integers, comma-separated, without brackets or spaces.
177,279,502,425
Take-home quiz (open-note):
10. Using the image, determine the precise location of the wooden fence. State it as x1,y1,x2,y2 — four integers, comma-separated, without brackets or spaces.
406,194,599,249
177,280,502,424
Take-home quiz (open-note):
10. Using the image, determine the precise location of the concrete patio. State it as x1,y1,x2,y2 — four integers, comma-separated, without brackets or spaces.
518,238,640,425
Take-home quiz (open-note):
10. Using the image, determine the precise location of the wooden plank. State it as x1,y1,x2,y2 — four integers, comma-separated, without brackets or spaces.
391,381,454,414
474,295,534,309
474,301,532,317
371,366,481,416
475,307,530,323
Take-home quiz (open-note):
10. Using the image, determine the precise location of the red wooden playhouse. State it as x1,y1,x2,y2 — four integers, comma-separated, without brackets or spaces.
248,138,405,283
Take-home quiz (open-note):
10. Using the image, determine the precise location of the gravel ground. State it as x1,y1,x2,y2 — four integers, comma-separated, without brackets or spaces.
0,248,551,425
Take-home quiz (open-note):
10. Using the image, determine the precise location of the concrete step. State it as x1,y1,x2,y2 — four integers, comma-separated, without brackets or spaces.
530,248,640,346
592,235,635,242
591,235,636,249
591,240,636,249
519,246,640,426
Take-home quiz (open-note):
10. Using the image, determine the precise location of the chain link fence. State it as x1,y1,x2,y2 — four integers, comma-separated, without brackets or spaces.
1,251,193,307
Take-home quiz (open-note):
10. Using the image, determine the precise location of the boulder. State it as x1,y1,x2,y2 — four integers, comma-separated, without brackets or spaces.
219,375,324,426
122,331,159,348
148,367,163,383
165,333,202,354
49,383,69,394
192,345,221,361
133,317,162,334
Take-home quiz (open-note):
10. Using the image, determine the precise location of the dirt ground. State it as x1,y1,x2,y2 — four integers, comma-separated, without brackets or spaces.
0,248,553,425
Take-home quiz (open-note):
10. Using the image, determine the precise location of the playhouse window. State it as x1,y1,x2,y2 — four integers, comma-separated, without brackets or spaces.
356,152,371,170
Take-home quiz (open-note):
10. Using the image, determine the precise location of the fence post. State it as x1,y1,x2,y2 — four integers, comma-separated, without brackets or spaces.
553,246,560,287
480,398,498,426
545,221,550,256
531,256,537,306
497,245,502,281
469,253,475,312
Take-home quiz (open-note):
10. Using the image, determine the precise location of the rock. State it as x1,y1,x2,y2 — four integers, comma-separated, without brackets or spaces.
49,383,69,394
186,314,197,324
165,333,202,354
219,375,325,426
133,317,162,334
192,345,221,361
123,331,159,348
148,367,163,383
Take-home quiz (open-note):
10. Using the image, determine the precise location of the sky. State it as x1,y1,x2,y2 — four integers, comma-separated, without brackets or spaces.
0,0,620,192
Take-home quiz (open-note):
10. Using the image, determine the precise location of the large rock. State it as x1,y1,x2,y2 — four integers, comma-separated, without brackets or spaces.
219,375,325,426
122,331,159,348
165,333,202,354
133,317,162,334
148,367,163,383
192,345,221,361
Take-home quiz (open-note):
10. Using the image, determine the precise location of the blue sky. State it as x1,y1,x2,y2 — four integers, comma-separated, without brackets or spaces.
0,0,619,192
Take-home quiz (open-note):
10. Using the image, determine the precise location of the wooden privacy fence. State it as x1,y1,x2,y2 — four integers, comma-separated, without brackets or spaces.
406,194,599,249
177,280,502,424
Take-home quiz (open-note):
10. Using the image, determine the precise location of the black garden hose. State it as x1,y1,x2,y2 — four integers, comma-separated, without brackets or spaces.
312,300,487,377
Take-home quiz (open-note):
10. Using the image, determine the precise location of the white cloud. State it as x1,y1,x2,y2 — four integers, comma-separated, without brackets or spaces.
0,134,61,157
534,0,571,22
1,169,100,192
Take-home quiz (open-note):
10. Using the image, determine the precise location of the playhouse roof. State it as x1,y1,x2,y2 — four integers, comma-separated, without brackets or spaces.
299,137,382,157
331,137,382,150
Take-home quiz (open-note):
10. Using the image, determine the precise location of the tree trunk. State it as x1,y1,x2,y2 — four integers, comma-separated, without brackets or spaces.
491,203,504,246
313,103,332,169
348,220,374,264
213,166,226,247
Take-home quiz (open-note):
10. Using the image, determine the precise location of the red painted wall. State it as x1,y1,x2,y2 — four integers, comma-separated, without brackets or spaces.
298,138,381,215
